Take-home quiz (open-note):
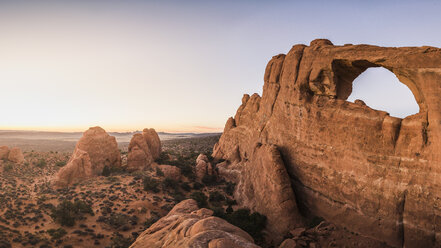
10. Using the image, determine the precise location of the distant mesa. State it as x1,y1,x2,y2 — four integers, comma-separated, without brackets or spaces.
127,128,161,172
0,146,24,164
53,126,121,187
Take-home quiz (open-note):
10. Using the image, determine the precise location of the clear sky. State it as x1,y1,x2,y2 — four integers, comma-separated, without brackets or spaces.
0,0,440,132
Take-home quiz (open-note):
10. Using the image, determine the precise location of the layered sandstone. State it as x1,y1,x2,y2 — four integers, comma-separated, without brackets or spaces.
195,154,215,181
8,147,24,163
213,40,441,247
130,199,260,248
53,126,121,187
127,128,161,171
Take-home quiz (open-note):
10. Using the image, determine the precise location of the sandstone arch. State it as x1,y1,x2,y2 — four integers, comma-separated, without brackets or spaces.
213,39,441,247
346,67,419,118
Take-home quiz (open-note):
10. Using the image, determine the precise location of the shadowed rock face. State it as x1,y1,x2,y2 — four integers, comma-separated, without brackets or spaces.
213,39,441,247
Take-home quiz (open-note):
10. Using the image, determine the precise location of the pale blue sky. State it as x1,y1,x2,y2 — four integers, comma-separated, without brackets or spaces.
0,0,439,131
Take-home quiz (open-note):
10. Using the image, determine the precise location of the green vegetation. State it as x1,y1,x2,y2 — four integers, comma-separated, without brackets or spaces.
214,208,267,244
102,165,124,176
3,163,13,172
35,158,47,168
190,191,207,208
202,174,217,186
142,175,159,193
47,228,67,240
50,200,94,226
55,160,67,167
110,232,133,248
155,167,164,177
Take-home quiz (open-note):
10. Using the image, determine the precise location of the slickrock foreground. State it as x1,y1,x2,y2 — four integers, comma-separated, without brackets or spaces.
213,39,441,247
130,199,260,248
53,126,121,187
127,128,161,171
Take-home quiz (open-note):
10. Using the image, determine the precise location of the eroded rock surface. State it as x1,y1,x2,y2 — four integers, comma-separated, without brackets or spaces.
127,128,161,171
53,126,121,187
130,199,260,248
213,40,441,247
7,147,24,163
195,154,215,181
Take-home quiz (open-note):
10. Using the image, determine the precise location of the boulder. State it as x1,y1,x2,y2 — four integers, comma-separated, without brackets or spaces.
158,164,181,180
127,128,161,171
53,126,121,187
142,128,161,160
195,154,215,181
0,146,10,160
130,199,260,248
52,149,93,187
7,147,24,163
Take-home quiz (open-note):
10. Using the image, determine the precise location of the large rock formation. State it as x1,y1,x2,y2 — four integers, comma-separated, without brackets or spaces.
127,128,161,171
7,147,24,163
130,199,260,248
53,126,121,187
213,40,441,247
195,154,216,181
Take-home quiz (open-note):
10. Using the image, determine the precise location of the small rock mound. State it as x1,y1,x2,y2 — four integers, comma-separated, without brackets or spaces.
53,126,121,187
0,146,24,163
158,164,181,180
127,128,161,171
8,147,25,163
195,154,215,181
130,199,260,248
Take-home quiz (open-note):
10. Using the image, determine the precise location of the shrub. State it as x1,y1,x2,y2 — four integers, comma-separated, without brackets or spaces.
110,232,132,248
224,182,236,196
35,159,47,168
3,163,13,172
202,174,217,186
190,191,207,208
55,160,67,167
155,167,164,177
143,176,159,193
225,208,267,244
163,178,179,191
209,191,225,203
192,182,203,190
180,182,191,191
102,165,123,177
144,213,160,229
51,200,94,226
47,228,67,239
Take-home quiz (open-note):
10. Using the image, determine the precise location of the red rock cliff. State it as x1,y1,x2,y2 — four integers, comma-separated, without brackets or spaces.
213,39,441,247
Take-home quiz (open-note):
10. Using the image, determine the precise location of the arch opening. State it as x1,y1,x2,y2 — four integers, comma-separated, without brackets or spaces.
347,67,419,118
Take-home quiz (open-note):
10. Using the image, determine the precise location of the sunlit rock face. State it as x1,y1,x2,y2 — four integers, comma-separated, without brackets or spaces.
127,128,161,171
213,39,441,247
130,199,260,248
53,126,121,187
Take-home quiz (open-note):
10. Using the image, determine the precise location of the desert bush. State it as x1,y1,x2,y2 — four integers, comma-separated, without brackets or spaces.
225,208,266,244
47,228,67,239
51,200,94,226
224,182,236,196
180,182,191,191
35,159,47,168
190,191,207,208
55,160,67,167
209,191,225,203
142,176,159,193
192,182,203,190
110,232,132,248
3,163,13,172
162,178,179,191
102,165,124,177
202,174,217,186
155,167,164,177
